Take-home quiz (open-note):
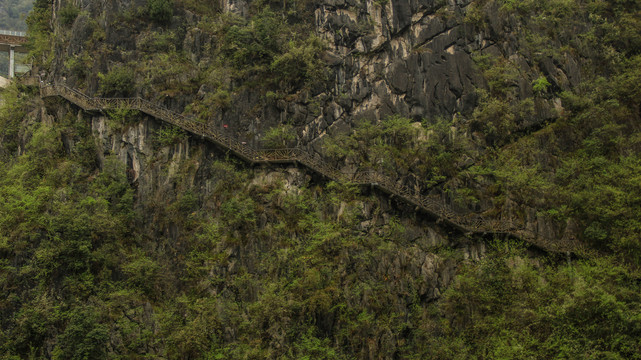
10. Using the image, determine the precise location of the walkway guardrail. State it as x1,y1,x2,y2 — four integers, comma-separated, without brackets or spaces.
39,81,580,253
0,30,26,36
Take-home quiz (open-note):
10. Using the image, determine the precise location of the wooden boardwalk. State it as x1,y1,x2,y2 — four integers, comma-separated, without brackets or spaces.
40,83,579,253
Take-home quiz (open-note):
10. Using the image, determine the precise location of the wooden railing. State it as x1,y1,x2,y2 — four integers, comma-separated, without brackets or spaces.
40,82,579,253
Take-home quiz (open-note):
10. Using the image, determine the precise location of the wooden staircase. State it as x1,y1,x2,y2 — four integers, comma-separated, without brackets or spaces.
40,83,578,253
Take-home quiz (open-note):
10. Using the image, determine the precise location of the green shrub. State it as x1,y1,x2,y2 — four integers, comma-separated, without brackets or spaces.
436,242,641,359
176,190,199,213
270,36,327,91
147,0,173,23
59,4,80,26
51,308,108,360
105,106,141,130
154,125,187,147
98,65,135,97
222,8,281,69
221,195,256,230
323,115,466,186
138,30,177,53
185,89,230,122
139,52,197,95
0,84,28,159
205,89,232,111
64,53,92,80
262,124,296,148
532,76,551,94
26,0,54,66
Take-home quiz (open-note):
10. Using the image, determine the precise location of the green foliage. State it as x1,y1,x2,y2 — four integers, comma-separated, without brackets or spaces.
464,0,641,149
200,89,232,113
64,53,93,81
5,1,641,358
3,89,641,358
122,249,164,298
153,125,187,147
181,3,329,117
98,65,135,97
221,195,256,230
432,242,641,359
469,52,539,146
221,8,281,69
0,0,33,31
270,36,328,91
467,52,641,263
25,0,53,66
147,0,174,23
291,329,341,359
471,92,534,146
262,124,296,148
473,54,521,98
532,76,551,94
52,307,109,360
0,113,134,357
139,52,198,96
58,3,80,26
105,106,141,130
324,115,469,187
0,84,29,160
176,0,220,16
137,30,178,53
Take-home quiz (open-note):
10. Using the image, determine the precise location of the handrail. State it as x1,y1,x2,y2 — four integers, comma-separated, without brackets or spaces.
39,82,579,253
0,30,26,37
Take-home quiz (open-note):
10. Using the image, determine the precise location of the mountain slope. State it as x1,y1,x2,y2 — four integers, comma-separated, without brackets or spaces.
0,0,640,358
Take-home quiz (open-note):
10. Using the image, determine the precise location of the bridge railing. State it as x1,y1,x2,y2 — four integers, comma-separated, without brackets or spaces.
39,82,582,253
0,30,28,46
0,30,26,37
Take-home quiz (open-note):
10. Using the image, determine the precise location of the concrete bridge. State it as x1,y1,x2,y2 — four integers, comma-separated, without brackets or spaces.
0,30,28,79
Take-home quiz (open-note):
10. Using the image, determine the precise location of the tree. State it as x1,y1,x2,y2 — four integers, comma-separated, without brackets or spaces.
147,0,173,24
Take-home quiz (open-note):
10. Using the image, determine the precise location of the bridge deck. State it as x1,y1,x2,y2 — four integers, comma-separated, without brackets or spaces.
0,44,28,53
0,30,28,52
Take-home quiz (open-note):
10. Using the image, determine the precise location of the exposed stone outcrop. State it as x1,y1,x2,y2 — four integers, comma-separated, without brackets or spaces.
51,0,577,144
0,75,10,88
68,104,487,306
45,0,582,252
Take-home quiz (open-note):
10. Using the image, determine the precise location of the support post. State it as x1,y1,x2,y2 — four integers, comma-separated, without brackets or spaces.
9,46,15,78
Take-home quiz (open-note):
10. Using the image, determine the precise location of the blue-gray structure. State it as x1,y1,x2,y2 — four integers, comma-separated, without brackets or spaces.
0,29,27,78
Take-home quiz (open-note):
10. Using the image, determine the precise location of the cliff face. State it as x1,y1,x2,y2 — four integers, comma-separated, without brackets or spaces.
310,0,485,135
85,104,490,357
2,0,641,358
49,0,574,138
2,90,490,357
45,0,583,245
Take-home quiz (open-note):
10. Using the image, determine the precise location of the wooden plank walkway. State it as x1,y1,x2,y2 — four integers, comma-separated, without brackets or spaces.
40,82,579,254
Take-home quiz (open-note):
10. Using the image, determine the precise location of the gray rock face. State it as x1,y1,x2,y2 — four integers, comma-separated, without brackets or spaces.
50,0,581,251
299,0,579,149
53,0,579,147
300,1,484,148
75,106,485,306
52,0,577,155
220,0,249,17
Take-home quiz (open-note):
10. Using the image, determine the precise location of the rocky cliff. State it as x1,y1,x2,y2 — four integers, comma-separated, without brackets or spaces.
1,0,641,358
49,0,573,138
44,0,587,247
